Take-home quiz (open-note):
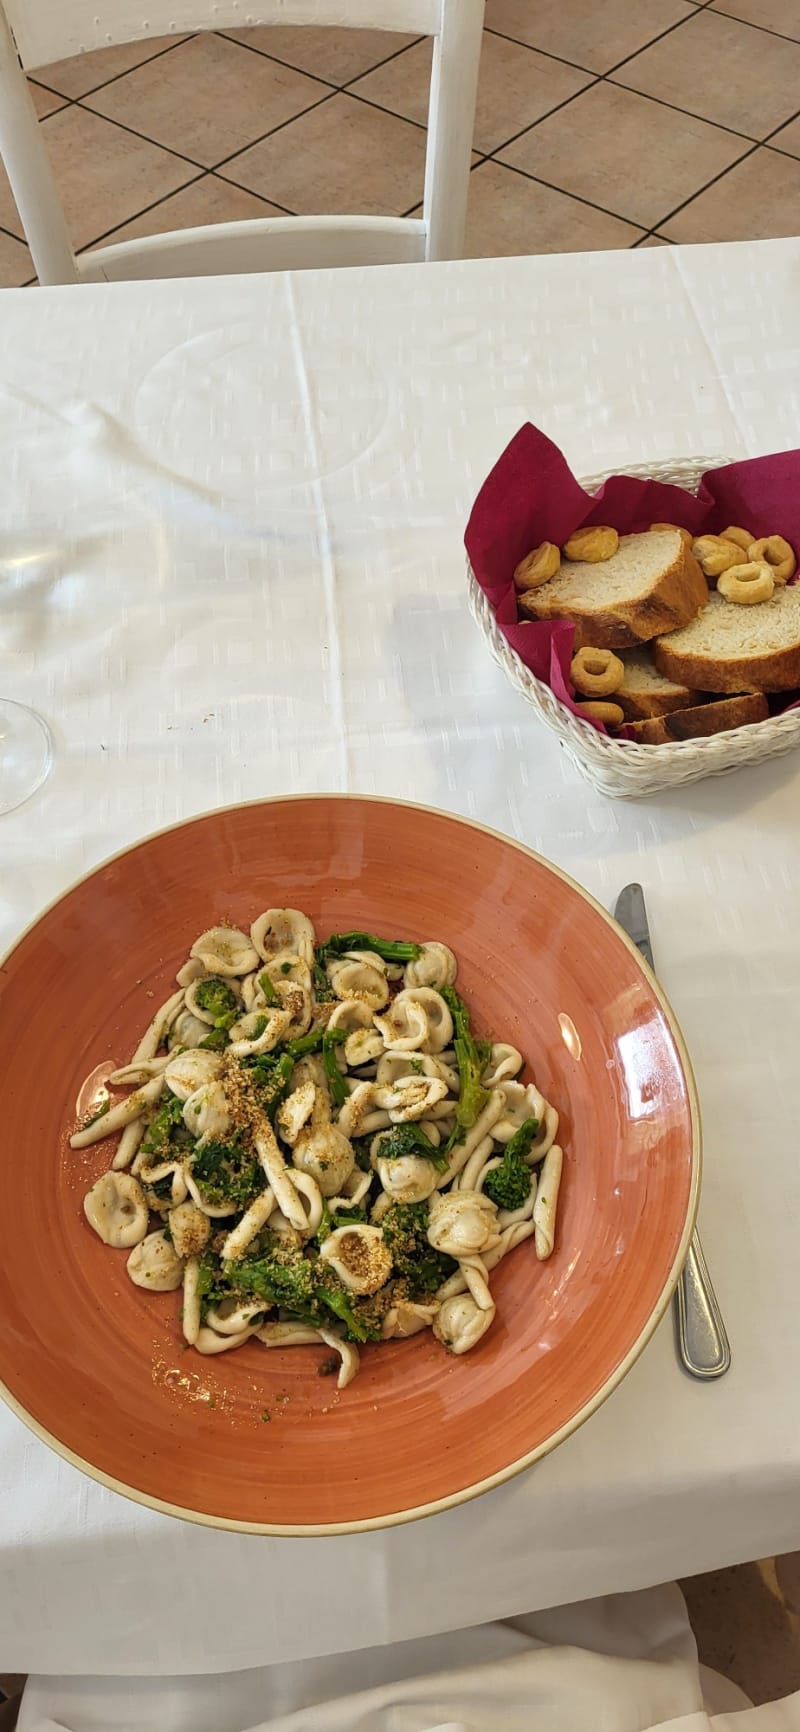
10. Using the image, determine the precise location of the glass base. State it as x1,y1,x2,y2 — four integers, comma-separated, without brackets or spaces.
0,699,53,815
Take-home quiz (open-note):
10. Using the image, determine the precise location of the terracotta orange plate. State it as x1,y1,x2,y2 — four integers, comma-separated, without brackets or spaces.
0,797,700,1534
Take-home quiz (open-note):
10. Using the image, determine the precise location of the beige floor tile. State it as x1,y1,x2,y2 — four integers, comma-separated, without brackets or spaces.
0,106,196,250
220,93,426,217
638,233,673,244
682,1563,800,1706
614,8,800,139
770,113,800,157
221,25,418,84
32,36,187,100
84,34,328,170
0,229,33,287
82,173,290,255
710,0,800,36
352,31,593,155
461,160,643,257
499,81,749,229
27,81,68,118
663,144,800,240
484,0,696,73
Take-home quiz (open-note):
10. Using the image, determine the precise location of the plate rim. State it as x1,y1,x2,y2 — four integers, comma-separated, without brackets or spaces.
0,792,702,1535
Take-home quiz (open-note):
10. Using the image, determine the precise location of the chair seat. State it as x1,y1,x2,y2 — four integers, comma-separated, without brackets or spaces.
79,214,429,283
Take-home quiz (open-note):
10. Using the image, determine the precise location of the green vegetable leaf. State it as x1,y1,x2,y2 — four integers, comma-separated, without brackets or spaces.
376,1121,448,1174
381,1200,456,1299
330,1202,368,1227
351,1135,373,1172
259,971,279,1006
191,1136,263,1209
141,1093,193,1161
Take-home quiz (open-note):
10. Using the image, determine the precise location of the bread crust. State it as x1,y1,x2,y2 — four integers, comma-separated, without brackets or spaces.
626,693,769,743
653,614,800,693
520,536,707,650
616,670,702,720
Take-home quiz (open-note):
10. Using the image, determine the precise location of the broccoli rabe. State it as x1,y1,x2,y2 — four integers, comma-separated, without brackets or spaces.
258,970,279,1006
315,1199,368,1245
322,1025,348,1108
312,958,335,1003
483,1118,539,1212
226,1240,383,1343
440,987,491,1154
381,1200,456,1299
316,931,422,965
198,1023,231,1051
81,1097,110,1130
191,1136,263,1210
140,1093,194,1162
330,1203,368,1227
194,977,239,1020
376,1121,449,1174
284,1027,347,1059
240,1050,295,1118
315,1199,333,1244
352,1136,373,1172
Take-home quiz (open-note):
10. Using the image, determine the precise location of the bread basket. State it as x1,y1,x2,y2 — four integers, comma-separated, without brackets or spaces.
467,455,800,800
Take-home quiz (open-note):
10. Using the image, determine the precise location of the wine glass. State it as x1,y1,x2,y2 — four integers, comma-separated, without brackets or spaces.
0,697,53,815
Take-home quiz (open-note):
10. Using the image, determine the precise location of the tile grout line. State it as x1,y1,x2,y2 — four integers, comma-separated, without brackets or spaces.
470,156,650,235
646,140,763,234
685,4,800,45
209,89,339,173
31,32,193,103
481,25,615,78
478,76,604,160
602,6,708,77
66,85,339,176
600,74,791,146
216,28,426,92
77,170,297,257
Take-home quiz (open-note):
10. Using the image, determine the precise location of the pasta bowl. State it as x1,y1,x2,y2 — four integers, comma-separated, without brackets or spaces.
0,796,699,1534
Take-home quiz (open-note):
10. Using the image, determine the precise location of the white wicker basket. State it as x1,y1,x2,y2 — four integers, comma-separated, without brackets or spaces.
467,455,800,799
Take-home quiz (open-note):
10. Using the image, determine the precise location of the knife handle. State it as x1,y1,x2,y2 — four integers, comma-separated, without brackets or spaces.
675,1233,731,1380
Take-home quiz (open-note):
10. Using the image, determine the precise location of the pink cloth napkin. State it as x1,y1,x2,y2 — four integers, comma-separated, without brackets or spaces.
464,423,800,734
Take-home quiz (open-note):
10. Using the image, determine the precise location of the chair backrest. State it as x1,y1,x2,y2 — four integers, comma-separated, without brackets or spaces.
0,0,485,285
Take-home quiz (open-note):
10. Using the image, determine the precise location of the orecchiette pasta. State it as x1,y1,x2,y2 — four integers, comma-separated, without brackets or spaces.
126,1229,183,1291
83,1172,148,1248
72,911,564,1384
190,926,259,978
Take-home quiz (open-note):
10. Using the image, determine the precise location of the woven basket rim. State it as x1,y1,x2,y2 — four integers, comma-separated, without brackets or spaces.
466,450,800,795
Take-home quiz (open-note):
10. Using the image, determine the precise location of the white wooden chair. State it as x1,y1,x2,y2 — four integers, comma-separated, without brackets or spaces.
0,0,484,286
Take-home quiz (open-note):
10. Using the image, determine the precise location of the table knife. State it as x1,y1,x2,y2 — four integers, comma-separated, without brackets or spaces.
613,883,731,1381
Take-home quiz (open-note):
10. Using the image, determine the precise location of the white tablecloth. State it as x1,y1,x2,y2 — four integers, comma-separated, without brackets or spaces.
2,239,800,1677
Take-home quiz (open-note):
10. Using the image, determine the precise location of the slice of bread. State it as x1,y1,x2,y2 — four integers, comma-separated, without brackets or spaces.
518,530,707,650
626,692,769,744
616,649,702,720
653,587,800,692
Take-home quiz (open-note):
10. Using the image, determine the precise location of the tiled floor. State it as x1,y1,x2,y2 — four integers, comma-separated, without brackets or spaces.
1,0,800,284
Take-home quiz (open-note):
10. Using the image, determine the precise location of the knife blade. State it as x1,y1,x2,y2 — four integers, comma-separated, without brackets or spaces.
613,883,731,1381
